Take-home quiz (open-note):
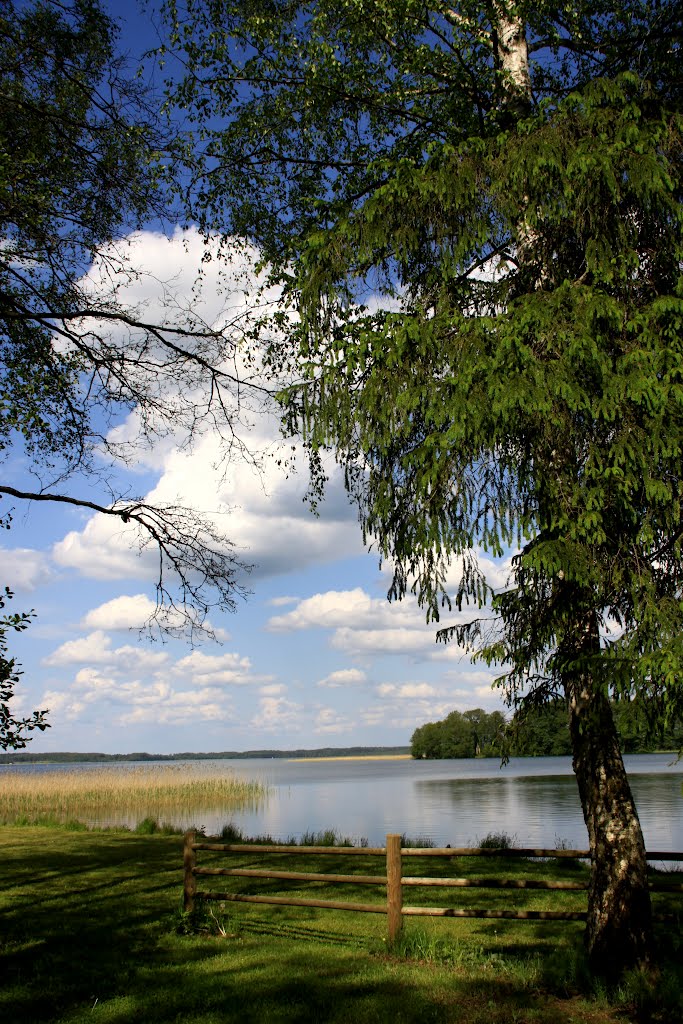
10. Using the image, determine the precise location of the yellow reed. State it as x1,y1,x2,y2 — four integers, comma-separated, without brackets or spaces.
0,764,268,826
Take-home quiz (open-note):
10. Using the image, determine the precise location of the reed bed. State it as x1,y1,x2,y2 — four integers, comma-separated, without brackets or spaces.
0,764,268,828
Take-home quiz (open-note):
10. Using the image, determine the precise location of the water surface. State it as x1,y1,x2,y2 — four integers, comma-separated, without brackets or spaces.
3,753,681,852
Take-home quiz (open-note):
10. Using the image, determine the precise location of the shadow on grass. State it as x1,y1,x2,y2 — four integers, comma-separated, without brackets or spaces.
2,829,680,1024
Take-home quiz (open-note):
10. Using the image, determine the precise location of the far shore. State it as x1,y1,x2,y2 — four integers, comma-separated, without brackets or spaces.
289,753,412,763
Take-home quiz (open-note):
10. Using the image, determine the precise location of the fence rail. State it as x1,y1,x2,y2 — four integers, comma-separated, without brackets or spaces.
183,831,683,941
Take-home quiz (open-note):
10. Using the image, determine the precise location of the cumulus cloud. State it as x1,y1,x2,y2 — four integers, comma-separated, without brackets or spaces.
376,682,437,699
43,631,170,672
39,662,240,730
118,693,232,727
317,668,367,688
37,620,276,732
330,627,444,658
314,708,353,734
52,516,157,581
0,547,53,592
267,588,369,631
173,650,272,687
267,588,408,632
40,689,86,721
82,593,159,630
49,227,366,592
251,695,304,732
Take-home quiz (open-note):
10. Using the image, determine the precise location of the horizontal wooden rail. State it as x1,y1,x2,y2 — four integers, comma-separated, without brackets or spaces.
400,846,590,858
182,831,683,942
196,890,386,914
195,867,386,885
402,906,588,920
401,876,588,890
193,842,385,856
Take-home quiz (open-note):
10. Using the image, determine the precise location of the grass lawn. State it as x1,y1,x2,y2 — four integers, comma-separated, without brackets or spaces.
1,826,681,1024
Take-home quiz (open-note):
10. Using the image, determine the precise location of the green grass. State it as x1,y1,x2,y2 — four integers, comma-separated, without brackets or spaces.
1,826,681,1024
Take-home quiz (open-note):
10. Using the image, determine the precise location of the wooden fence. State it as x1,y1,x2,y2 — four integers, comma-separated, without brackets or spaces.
183,831,683,942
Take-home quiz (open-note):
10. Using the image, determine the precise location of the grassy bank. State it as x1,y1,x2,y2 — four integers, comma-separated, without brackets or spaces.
1,826,681,1023
0,765,267,827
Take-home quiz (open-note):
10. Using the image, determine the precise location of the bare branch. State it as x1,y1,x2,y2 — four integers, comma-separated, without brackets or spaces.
0,485,252,642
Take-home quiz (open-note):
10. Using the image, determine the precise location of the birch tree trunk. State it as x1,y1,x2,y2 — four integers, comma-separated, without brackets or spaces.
569,676,653,975
493,9,654,976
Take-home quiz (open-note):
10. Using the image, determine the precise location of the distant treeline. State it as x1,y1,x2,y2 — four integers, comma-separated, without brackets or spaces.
0,746,410,765
411,701,683,759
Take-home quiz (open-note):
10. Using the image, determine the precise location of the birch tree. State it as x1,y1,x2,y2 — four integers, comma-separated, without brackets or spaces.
164,0,682,978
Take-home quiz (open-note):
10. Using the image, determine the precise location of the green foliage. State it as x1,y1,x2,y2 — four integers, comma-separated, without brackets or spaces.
165,0,683,727
165,0,683,975
0,582,48,750
133,816,182,836
410,707,506,759
508,699,573,757
509,697,682,756
0,0,161,465
0,0,256,650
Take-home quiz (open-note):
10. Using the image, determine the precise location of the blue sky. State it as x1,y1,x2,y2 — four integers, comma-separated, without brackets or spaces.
4,1,510,755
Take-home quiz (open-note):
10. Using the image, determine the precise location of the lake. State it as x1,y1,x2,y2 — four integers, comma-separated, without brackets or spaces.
5,753,680,853
216,753,683,853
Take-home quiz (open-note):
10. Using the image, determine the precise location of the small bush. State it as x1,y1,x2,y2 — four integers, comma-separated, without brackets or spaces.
63,819,88,832
476,830,515,850
219,822,245,843
400,834,436,849
297,829,354,847
134,816,160,835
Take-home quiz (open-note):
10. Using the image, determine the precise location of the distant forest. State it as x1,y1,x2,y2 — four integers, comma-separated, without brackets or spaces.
0,746,410,765
411,701,683,759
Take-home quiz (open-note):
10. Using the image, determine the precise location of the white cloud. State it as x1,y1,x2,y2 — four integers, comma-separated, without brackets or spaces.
52,516,156,581
0,547,52,592
267,588,373,631
317,668,367,688
40,664,239,729
376,682,437,699
330,627,446,658
173,650,271,687
82,593,158,630
260,683,287,696
442,551,513,596
266,586,428,634
43,631,170,672
251,695,303,732
40,689,86,721
80,591,229,641
314,708,353,734
119,695,231,727
265,583,474,663
48,227,366,591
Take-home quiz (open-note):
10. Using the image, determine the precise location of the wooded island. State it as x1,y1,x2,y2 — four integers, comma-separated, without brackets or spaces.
411,702,683,759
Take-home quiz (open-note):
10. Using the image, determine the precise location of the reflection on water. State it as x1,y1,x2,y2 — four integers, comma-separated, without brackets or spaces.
192,754,683,852
412,772,683,851
413,775,583,848
2,753,681,852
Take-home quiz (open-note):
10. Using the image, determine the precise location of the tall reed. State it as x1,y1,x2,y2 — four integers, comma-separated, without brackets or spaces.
0,764,268,827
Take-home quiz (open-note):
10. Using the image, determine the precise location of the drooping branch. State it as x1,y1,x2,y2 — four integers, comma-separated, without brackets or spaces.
0,486,252,641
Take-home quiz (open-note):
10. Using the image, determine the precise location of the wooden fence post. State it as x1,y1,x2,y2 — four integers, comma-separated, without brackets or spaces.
386,833,403,943
183,829,197,913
